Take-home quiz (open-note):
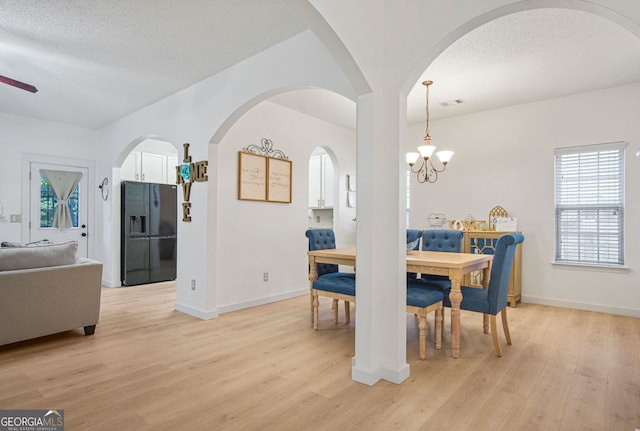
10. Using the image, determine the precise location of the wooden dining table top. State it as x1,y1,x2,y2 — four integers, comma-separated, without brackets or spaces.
307,247,493,270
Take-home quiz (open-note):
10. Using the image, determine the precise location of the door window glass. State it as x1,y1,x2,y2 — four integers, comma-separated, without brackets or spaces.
40,175,79,228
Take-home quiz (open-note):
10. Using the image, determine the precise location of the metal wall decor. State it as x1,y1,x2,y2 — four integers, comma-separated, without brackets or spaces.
427,213,447,229
175,143,208,222
242,138,289,160
98,177,109,201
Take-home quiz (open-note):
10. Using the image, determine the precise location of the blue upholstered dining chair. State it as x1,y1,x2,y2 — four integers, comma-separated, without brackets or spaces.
407,229,422,250
420,229,464,289
441,233,525,357
305,229,355,328
406,229,422,280
406,285,443,360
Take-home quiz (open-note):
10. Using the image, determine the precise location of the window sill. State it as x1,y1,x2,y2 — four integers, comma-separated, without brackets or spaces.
551,261,629,273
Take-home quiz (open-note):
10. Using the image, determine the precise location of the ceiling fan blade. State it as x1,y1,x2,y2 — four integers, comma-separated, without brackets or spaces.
0,75,38,93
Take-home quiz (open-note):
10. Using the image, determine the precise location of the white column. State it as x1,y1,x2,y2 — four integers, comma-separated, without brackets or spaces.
352,89,409,385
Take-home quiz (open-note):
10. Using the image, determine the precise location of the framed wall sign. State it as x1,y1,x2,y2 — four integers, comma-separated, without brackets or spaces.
238,151,267,201
267,157,292,203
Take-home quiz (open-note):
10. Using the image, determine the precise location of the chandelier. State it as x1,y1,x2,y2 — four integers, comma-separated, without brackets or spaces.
406,80,453,183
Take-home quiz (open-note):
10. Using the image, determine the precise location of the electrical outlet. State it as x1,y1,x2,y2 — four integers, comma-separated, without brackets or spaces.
316,216,320,222
10,214,21,223
191,279,196,290
263,272,269,282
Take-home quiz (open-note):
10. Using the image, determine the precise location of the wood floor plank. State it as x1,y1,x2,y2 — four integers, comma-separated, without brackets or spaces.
0,282,638,431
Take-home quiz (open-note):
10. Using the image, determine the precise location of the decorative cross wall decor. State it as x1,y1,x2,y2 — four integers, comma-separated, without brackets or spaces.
175,143,208,222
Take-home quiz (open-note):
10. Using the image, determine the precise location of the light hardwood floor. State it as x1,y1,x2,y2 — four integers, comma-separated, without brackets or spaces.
1,282,639,430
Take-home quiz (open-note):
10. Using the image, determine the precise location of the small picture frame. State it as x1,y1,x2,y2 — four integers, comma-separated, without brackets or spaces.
347,174,357,191
238,152,267,201
267,157,292,203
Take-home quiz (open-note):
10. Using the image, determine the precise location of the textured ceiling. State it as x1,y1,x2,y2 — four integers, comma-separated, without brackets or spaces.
273,8,640,128
409,8,640,123
0,0,305,128
1,5,639,130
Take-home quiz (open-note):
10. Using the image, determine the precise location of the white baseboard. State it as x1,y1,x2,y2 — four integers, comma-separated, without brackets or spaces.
174,302,219,320
217,288,308,314
522,295,640,318
380,363,410,384
351,365,381,386
101,279,121,288
351,360,410,386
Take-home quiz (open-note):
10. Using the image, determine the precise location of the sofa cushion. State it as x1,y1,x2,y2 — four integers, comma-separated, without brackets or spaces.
1,239,52,248
0,241,78,271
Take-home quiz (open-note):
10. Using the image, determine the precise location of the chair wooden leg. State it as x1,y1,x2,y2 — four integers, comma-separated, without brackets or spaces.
313,291,320,330
417,309,428,360
333,299,339,324
332,298,338,309
483,313,489,333
310,290,314,324
434,307,443,350
344,300,350,324
490,315,502,357
501,307,512,345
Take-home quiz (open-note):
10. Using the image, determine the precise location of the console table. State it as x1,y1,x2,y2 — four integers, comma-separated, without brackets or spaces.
463,230,522,307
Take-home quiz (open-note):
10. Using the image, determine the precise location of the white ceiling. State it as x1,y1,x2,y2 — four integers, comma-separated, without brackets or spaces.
2,5,640,130
273,8,640,129
0,0,305,128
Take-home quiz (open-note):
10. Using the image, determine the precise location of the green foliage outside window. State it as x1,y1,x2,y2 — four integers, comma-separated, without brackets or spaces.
40,176,79,228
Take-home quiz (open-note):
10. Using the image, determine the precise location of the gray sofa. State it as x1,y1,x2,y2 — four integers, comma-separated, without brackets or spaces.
0,241,103,346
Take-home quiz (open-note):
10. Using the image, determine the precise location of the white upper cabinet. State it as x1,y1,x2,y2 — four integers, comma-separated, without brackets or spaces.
309,155,322,208
322,153,334,208
167,156,178,184
121,151,176,185
141,152,166,183
121,151,142,181
308,150,334,208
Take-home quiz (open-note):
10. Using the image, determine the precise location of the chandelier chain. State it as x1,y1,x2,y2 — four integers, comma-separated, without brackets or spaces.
424,80,431,142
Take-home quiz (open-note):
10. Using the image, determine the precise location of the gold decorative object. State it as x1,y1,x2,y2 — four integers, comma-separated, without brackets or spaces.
450,220,464,231
463,214,476,231
406,80,454,184
489,205,508,230
176,143,208,222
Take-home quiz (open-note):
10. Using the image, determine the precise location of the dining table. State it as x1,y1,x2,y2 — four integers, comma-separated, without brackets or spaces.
307,246,493,359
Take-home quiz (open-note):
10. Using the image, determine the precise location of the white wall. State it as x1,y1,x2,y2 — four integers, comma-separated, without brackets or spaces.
214,100,355,312
0,113,98,247
408,83,640,316
93,30,359,303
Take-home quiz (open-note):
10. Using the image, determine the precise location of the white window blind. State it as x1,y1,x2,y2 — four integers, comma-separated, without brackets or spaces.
406,169,411,227
554,143,625,266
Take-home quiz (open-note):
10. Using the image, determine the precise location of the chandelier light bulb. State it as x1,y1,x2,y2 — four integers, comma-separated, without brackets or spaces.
406,152,420,165
418,144,436,159
437,150,454,164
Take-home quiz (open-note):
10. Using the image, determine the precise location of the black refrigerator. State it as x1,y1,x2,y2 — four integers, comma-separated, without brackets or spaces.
121,181,177,286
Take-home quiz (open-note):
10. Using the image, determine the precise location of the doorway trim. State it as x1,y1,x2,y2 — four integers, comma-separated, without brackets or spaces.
21,153,96,258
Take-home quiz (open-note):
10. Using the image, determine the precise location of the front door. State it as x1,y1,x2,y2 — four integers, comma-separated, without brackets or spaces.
29,162,89,257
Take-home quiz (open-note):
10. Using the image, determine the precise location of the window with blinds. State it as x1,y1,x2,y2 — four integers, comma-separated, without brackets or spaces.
554,142,625,266
406,169,411,227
